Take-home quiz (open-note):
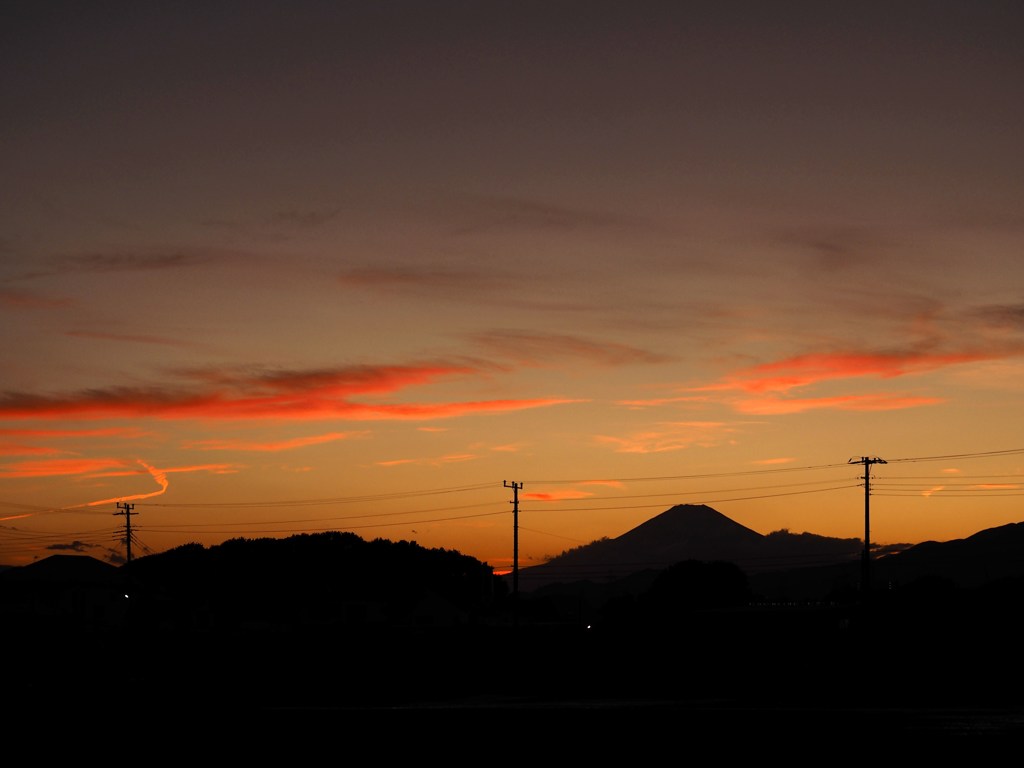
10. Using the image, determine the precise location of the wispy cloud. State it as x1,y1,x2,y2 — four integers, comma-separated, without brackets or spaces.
732,393,944,415
338,265,502,295
451,195,649,237
971,302,1024,330
0,290,75,309
686,348,1004,415
185,431,366,452
6,252,210,282
375,453,478,467
0,457,134,478
470,329,671,367
595,421,736,454
64,330,204,348
707,350,991,395
523,489,596,501
0,443,63,457
0,427,149,438
0,457,234,481
0,362,584,422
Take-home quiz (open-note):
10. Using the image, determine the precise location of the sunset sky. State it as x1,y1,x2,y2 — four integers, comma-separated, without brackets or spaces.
2,1,1023,572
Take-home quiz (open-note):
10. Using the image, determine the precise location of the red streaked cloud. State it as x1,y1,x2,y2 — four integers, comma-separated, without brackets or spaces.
162,463,238,475
0,427,150,438
705,350,992,395
677,349,1000,415
184,431,367,452
0,443,63,457
0,457,237,481
0,457,131,478
731,393,944,415
0,362,585,423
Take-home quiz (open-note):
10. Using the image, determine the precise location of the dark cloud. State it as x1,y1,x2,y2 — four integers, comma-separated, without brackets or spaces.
338,265,502,294
5,252,212,282
451,195,650,237
972,303,1024,330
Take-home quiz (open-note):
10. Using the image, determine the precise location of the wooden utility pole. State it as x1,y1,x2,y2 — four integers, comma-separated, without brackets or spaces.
504,481,522,626
848,456,886,600
115,502,136,565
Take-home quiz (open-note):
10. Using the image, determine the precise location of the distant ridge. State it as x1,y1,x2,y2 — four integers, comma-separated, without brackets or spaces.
515,504,862,592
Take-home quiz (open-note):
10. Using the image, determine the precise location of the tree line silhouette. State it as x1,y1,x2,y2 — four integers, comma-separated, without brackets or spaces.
3,527,1023,724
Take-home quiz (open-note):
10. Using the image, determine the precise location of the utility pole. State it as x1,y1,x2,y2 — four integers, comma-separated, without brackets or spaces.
115,502,137,621
115,502,136,565
848,456,886,601
504,481,522,627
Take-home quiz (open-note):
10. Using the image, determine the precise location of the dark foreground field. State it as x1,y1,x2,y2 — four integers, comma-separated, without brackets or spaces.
11,604,1024,747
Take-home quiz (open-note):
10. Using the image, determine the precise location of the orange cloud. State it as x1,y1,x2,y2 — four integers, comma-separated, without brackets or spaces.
376,453,478,467
185,432,366,452
0,362,584,423
0,443,63,457
490,443,525,453
711,351,990,395
675,349,992,415
160,463,238,475
617,396,710,408
0,457,130,478
523,490,596,501
732,393,944,415
0,427,149,438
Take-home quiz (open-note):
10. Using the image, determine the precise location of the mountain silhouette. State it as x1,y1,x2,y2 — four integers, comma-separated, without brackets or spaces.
510,504,1024,615
514,503,863,592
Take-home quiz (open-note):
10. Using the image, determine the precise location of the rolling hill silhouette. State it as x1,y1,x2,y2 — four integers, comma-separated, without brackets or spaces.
4,510,1024,728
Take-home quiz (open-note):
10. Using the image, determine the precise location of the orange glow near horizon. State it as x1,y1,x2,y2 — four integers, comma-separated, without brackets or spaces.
2,4,1023,569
